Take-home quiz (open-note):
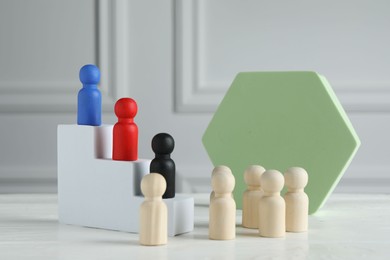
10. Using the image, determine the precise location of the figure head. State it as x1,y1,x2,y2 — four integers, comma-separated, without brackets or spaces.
284,167,308,190
151,133,175,154
79,64,100,85
244,165,266,187
211,166,235,194
212,165,232,177
114,98,138,118
261,169,284,193
141,173,167,198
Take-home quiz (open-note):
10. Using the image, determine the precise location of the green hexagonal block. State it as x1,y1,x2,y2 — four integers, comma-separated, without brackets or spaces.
202,71,360,214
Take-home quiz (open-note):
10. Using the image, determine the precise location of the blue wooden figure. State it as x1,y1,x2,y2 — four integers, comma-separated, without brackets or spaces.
77,64,102,126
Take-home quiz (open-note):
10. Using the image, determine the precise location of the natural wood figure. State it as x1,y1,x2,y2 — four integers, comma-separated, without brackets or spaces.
140,173,167,246
284,167,309,232
242,165,265,229
259,170,285,238
209,166,236,240
210,165,234,201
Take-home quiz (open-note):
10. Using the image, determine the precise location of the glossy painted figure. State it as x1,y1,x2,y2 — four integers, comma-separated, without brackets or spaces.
150,133,175,198
112,98,138,161
77,64,102,126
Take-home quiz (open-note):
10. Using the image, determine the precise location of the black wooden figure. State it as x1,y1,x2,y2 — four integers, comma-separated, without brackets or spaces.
150,133,175,198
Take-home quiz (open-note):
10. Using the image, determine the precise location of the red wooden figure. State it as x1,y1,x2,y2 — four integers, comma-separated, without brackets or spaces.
112,98,138,161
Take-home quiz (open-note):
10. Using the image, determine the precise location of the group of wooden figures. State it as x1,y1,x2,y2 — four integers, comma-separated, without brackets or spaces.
139,165,309,246
210,165,309,240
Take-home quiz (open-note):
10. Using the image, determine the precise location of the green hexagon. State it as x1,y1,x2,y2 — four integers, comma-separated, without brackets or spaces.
202,72,360,214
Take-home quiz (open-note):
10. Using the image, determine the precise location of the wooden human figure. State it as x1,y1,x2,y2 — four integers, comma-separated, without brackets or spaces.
112,98,138,161
77,64,102,126
259,170,285,238
150,133,175,199
242,165,266,229
140,173,167,246
210,165,234,201
284,167,309,232
209,166,236,240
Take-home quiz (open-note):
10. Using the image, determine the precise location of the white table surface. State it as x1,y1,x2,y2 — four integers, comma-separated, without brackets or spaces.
0,193,389,260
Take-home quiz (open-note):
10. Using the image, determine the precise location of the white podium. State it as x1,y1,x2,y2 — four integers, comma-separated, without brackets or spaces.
57,125,194,236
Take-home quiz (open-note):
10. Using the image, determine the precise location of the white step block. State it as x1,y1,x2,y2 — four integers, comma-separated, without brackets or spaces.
57,124,194,236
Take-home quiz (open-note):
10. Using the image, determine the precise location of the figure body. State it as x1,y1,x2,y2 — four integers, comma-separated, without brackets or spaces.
209,166,236,240
112,98,138,161
77,64,101,126
284,167,309,232
140,173,167,246
242,165,265,229
150,133,175,198
259,170,285,238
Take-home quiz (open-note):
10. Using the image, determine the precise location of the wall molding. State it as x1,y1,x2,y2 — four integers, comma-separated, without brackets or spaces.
97,0,131,102
0,0,130,113
0,166,57,193
174,1,390,113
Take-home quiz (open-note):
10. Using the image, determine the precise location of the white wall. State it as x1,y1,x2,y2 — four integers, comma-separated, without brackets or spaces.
0,0,389,193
